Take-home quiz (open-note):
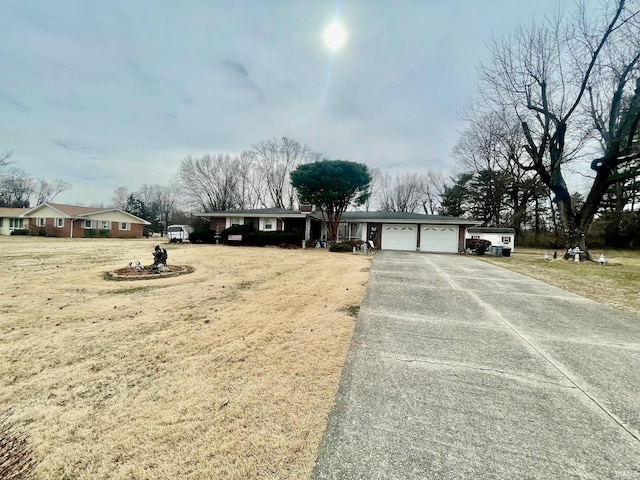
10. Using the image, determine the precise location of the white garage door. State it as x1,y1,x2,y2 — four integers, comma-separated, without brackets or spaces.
381,224,417,251
420,225,458,253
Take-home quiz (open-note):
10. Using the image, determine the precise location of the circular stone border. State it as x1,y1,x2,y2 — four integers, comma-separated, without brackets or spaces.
105,265,194,281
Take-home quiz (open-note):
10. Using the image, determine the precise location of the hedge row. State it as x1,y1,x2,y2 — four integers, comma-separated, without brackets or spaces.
190,225,302,246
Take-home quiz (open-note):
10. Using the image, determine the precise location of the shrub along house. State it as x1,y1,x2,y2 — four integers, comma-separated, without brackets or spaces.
197,208,482,252
20,203,150,238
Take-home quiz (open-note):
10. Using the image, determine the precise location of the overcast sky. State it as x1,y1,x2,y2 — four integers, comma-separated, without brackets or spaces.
1,0,581,206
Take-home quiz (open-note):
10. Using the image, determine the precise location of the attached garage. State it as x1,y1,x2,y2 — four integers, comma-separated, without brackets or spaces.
381,224,417,251
420,225,459,253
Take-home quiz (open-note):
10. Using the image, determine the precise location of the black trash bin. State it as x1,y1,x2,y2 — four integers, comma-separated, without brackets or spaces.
502,248,511,257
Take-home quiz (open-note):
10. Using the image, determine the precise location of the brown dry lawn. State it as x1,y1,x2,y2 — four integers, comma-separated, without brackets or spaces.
476,247,640,314
0,236,372,479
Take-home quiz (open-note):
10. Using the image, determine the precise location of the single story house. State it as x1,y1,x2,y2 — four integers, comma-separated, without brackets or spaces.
196,208,482,253
17,202,150,238
465,227,516,252
0,207,29,235
195,207,319,239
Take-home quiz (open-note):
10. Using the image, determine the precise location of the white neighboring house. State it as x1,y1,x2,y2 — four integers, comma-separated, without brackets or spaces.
465,227,516,252
0,207,29,235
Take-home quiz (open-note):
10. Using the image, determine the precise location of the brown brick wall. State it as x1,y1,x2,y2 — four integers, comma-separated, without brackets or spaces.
29,217,73,237
110,223,144,238
28,218,145,238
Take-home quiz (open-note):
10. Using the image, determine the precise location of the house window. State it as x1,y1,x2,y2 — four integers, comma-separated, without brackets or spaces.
502,236,511,243
349,223,362,240
263,217,275,231
37,218,45,227
9,218,24,230
56,218,64,228
230,217,243,226
83,220,93,229
100,221,110,230
119,222,130,231
337,223,348,241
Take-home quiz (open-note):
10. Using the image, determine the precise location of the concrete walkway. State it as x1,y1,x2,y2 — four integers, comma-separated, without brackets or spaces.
313,251,640,480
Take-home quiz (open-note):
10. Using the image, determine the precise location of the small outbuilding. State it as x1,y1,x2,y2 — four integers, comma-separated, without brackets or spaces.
465,227,516,252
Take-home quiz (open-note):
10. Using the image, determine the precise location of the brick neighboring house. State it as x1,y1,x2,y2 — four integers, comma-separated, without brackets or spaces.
19,203,150,238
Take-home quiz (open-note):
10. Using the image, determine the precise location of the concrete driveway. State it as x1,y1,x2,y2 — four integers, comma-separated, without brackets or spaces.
313,251,640,480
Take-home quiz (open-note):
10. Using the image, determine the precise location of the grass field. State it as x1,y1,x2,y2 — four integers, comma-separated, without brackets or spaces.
0,237,371,479
3,238,638,479
476,247,640,314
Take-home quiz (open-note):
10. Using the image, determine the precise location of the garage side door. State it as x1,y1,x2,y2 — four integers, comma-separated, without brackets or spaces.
381,224,417,251
420,225,458,253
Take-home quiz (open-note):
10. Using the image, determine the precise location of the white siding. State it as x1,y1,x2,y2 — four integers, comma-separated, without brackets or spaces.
420,225,458,253
381,224,417,251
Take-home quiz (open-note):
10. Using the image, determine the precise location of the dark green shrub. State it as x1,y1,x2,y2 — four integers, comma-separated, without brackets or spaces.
189,225,303,246
99,229,111,238
220,224,256,244
9,229,29,236
329,242,353,252
190,229,219,244
242,231,302,246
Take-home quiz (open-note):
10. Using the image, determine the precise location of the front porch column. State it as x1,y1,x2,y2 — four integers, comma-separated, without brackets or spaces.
304,217,311,240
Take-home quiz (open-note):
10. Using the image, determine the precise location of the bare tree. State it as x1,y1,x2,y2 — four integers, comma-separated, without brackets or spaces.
376,172,424,212
453,109,543,231
0,168,34,207
151,184,178,233
236,150,266,209
363,167,382,211
33,178,71,205
477,0,640,257
0,151,12,168
112,187,130,210
174,154,245,211
371,170,445,214
421,169,446,215
248,137,322,209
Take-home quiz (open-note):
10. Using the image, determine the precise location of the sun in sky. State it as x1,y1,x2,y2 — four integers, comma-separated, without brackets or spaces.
324,21,346,50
